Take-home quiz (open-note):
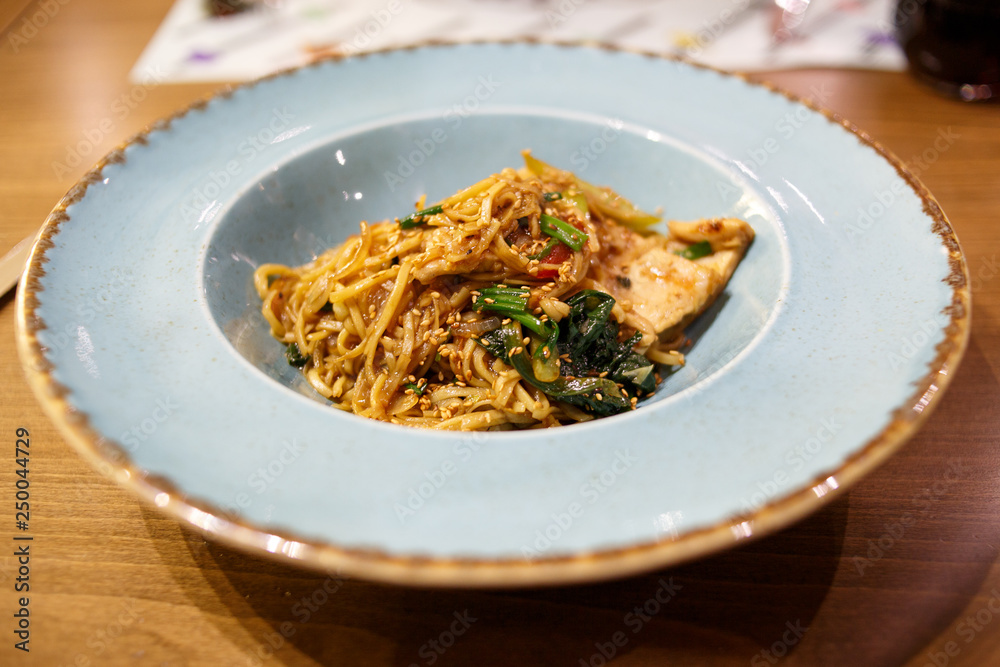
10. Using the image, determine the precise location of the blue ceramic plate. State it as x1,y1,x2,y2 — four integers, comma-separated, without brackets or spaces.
17,43,969,587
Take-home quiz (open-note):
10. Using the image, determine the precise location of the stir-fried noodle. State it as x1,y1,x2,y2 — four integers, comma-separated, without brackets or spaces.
255,152,752,430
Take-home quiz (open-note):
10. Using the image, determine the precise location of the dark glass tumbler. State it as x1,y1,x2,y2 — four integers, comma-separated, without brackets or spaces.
895,0,1000,101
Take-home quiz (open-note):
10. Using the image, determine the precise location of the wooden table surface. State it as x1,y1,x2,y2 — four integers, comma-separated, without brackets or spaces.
2,1,1000,665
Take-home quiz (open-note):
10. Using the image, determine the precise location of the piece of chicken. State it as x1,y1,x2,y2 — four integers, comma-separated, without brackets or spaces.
596,218,754,346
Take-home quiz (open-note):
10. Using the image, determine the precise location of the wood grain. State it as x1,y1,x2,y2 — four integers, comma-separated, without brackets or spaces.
2,2,999,665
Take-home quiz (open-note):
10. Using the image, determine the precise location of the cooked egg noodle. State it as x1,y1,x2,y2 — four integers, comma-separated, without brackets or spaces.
254,166,685,429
